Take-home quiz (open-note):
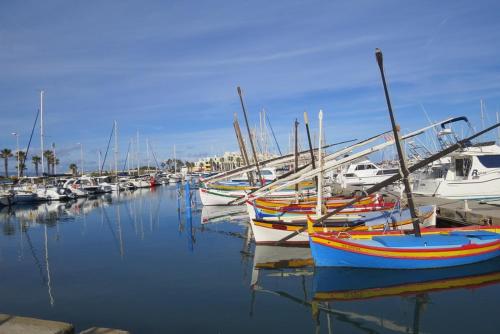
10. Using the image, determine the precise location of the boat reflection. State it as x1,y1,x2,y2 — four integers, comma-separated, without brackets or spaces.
313,258,500,302
201,205,248,225
249,245,500,333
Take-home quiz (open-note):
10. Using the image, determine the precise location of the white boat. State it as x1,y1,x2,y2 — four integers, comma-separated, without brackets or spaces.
334,159,398,189
412,143,500,200
63,177,100,197
129,177,150,188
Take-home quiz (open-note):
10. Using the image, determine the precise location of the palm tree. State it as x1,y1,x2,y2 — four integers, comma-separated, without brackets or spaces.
43,150,53,175
15,151,27,177
0,149,13,178
32,155,41,176
69,163,78,176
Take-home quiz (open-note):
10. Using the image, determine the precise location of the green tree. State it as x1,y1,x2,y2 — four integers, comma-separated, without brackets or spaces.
32,155,41,176
0,149,13,178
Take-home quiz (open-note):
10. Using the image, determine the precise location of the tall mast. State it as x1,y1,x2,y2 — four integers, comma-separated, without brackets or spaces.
174,145,176,173
98,150,102,176
114,120,118,177
233,114,254,185
316,110,323,217
237,86,263,186
147,138,150,172
136,131,140,176
375,48,421,237
40,90,45,175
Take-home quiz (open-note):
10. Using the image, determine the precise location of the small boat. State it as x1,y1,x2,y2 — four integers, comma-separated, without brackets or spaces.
309,224,500,269
247,194,395,220
250,205,436,245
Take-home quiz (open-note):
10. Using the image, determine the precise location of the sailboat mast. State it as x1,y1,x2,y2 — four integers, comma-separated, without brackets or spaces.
114,120,118,177
40,90,45,175
375,48,421,237
147,138,150,172
136,131,140,176
316,110,323,217
237,87,263,186
174,145,176,173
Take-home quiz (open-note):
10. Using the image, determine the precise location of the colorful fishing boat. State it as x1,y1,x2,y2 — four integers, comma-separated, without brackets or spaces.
250,205,436,245
309,224,500,269
247,196,396,220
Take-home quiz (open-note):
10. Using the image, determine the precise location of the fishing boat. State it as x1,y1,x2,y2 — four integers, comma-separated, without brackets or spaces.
309,224,500,269
250,204,436,245
308,48,500,270
246,194,393,220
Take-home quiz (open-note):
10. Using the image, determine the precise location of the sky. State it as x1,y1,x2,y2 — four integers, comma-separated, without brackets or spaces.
1,0,500,173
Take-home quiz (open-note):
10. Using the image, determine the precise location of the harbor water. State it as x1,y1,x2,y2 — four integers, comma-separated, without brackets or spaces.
0,185,499,333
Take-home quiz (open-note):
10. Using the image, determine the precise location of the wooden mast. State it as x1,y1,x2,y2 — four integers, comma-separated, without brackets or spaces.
237,86,264,186
375,48,421,236
233,114,255,186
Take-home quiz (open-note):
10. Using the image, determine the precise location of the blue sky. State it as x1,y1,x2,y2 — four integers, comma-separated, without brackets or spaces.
1,0,500,172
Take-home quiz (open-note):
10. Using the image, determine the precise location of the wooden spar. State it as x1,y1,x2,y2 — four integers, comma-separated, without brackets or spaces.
375,48,421,237
316,110,323,217
294,119,299,192
304,111,320,190
237,86,264,186
233,114,255,186
274,121,500,244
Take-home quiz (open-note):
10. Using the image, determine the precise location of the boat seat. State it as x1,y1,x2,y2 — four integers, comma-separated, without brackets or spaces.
372,235,470,247
448,230,499,240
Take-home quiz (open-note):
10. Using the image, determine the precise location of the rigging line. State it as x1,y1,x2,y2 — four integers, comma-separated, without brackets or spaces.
266,113,283,156
22,109,40,170
149,141,161,169
100,123,115,173
122,140,132,172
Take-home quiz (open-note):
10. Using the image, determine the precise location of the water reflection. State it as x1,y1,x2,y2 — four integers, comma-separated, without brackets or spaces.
249,244,500,334
1,186,499,333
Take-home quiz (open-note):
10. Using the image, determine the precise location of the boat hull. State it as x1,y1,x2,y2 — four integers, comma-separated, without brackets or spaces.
250,205,436,245
310,232,500,269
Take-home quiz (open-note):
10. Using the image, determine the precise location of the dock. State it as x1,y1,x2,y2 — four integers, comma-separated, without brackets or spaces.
0,314,129,334
414,196,500,226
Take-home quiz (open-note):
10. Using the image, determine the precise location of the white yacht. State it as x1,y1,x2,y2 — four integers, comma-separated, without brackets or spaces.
334,159,399,189
63,177,100,197
412,143,500,200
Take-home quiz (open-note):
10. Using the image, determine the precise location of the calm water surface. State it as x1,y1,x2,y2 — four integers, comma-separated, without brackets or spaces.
0,185,499,333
